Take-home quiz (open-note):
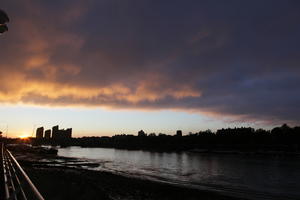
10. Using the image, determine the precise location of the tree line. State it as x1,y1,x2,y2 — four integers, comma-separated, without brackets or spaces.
32,124,300,153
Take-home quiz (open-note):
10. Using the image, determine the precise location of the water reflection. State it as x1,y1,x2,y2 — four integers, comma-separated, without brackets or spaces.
58,147,300,200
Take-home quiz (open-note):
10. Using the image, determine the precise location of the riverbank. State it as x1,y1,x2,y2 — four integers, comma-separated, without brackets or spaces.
10,148,242,200
24,166,240,200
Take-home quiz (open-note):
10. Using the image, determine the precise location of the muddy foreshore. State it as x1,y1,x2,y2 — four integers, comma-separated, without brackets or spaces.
10,147,243,200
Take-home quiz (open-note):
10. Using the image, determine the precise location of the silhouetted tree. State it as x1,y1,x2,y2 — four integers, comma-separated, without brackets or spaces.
138,130,147,137
0,9,9,34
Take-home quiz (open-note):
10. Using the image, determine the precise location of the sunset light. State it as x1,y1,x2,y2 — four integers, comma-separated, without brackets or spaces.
19,134,30,139
1,1,300,200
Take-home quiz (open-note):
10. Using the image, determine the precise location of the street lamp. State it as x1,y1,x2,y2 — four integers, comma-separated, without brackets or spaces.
0,9,9,34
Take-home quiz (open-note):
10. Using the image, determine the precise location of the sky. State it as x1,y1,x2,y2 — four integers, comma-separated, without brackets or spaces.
0,0,300,137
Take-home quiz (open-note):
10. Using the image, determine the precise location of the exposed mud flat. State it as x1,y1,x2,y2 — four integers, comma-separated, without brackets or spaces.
10,147,242,200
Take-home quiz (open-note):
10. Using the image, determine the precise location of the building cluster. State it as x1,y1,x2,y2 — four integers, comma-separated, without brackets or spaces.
36,125,72,140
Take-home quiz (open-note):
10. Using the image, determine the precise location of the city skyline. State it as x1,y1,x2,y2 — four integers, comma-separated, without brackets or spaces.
1,1,300,138
1,104,270,138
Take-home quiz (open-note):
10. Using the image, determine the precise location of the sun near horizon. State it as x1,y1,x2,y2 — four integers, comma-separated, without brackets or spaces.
18,134,30,139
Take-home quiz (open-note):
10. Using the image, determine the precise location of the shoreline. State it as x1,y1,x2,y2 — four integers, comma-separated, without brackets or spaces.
11,148,243,200
23,166,242,200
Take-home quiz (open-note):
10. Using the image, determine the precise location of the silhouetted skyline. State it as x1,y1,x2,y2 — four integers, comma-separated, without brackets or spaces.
29,124,300,153
35,125,72,140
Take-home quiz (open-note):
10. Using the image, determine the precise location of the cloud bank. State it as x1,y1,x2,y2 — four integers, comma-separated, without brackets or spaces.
1,0,300,124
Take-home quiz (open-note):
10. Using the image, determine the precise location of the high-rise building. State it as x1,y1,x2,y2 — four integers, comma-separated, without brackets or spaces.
44,129,51,139
36,127,44,139
66,128,72,138
52,125,59,139
52,125,72,140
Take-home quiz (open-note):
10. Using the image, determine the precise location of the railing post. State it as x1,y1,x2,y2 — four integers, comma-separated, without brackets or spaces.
0,143,5,199
0,144,45,200
7,150,45,200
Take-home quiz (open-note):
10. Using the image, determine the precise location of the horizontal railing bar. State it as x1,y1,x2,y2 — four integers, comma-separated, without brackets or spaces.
6,153,27,200
10,166,27,200
6,150,45,200
5,152,18,200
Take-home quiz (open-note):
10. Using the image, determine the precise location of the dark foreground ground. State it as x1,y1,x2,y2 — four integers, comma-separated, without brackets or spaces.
10,147,243,200
25,167,243,200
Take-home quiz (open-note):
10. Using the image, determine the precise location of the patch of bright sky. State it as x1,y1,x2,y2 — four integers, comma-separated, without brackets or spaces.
0,104,260,138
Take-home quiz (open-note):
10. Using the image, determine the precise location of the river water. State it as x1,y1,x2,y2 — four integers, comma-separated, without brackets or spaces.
58,147,300,200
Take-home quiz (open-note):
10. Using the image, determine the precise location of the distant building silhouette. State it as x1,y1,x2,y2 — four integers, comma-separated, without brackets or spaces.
36,127,44,139
44,129,51,139
52,125,72,140
176,130,182,136
52,125,59,139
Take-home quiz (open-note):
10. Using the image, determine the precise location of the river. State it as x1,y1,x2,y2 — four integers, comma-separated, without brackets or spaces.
58,147,300,200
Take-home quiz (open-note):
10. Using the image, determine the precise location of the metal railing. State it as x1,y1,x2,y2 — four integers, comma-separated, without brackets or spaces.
1,143,45,200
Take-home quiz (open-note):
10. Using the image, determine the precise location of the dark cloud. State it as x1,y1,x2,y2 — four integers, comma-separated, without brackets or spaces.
1,0,300,125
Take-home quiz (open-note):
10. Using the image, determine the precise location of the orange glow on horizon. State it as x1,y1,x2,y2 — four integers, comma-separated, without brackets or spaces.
19,134,30,139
